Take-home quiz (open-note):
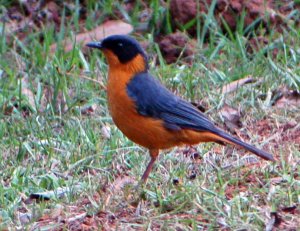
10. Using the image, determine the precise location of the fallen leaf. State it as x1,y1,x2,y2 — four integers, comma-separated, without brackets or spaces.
219,103,242,133
221,76,256,94
50,20,133,53
67,212,87,223
270,177,286,184
104,176,136,207
110,176,135,192
274,88,300,108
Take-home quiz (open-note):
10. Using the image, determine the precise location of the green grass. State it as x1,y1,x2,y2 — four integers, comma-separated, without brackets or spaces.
0,1,299,230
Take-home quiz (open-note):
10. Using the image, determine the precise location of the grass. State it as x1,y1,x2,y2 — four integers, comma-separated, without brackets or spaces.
0,0,299,230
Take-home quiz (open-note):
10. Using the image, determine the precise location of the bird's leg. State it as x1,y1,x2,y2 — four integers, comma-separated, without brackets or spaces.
141,149,159,182
135,149,159,216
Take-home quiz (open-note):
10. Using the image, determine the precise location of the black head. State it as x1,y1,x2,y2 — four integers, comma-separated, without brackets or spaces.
86,35,147,64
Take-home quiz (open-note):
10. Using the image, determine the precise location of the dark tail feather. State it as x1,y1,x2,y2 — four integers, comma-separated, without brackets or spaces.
213,129,275,161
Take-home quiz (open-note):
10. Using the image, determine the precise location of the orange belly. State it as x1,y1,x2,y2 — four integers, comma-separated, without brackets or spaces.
110,104,224,149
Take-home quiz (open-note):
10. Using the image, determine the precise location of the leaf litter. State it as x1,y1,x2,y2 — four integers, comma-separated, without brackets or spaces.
50,20,133,53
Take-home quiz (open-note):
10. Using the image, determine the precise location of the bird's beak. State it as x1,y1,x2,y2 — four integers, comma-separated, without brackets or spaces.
86,41,102,49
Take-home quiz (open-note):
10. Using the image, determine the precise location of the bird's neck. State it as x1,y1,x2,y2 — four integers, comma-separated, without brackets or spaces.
107,54,148,113
107,53,148,88
108,54,147,74
125,54,148,74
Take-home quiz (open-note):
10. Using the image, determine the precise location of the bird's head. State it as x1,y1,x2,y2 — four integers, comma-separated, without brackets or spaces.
86,35,148,73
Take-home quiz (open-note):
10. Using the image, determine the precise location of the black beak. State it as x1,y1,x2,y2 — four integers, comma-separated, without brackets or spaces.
86,41,102,49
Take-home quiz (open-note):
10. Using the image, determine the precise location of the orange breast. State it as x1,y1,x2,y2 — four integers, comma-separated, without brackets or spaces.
107,67,225,150
107,68,179,149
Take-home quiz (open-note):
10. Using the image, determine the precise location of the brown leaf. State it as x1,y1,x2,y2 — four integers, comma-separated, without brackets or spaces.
50,20,133,53
221,76,256,94
110,176,135,192
67,212,87,223
220,103,242,133
274,88,300,108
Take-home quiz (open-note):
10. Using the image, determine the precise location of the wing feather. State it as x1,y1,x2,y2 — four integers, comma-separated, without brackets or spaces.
126,72,275,161
127,72,216,132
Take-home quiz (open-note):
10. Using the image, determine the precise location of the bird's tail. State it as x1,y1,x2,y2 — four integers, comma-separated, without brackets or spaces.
213,129,275,161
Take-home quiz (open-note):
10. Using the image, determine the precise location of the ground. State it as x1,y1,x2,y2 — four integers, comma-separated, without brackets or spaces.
0,0,299,230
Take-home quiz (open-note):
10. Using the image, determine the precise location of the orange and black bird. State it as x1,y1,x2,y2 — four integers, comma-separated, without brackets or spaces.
86,35,275,182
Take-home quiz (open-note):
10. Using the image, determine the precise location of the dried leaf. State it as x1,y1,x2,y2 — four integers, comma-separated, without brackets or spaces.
67,212,87,223
274,89,300,108
50,20,133,53
220,103,242,133
221,76,256,94
270,177,285,184
110,176,135,192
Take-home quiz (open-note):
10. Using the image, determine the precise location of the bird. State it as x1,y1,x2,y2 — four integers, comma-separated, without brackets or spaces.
86,35,275,182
